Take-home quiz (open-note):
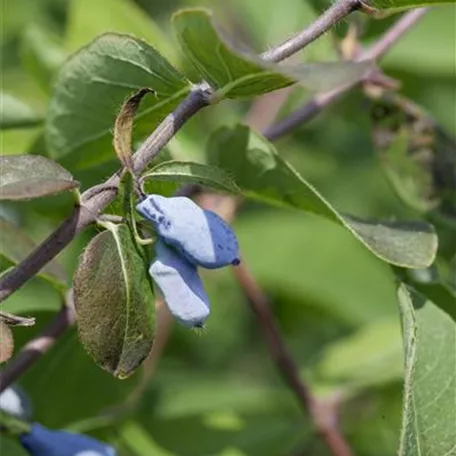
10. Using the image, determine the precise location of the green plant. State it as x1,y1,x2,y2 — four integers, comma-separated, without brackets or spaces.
1,0,454,455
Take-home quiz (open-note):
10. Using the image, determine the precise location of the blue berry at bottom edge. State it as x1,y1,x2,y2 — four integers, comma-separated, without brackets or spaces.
19,423,116,456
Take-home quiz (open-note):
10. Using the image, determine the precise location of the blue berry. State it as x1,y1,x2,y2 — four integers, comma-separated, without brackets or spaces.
19,423,116,456
136,194,240,269
149,240,210,328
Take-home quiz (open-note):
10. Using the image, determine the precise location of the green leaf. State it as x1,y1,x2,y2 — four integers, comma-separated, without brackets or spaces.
46,33,191,169
314,319,403,390
397,284,456,456
368,0,455,11
66,0,178,64
0,217,67,287
172,8,371,98
0,155,79,201
73,223,155,378
141,160,240,194
0,93,42,130
207,125,438,268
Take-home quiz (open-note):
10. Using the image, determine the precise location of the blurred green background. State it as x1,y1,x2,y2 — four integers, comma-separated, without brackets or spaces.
1,0,455,454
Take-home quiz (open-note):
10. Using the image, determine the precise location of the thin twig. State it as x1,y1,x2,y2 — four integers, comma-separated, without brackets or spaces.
232,264,312,407
265,7,429,141
261,0,361,62
0,291,76,392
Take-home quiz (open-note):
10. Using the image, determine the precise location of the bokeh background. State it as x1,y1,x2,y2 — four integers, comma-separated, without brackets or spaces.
1,0,455,454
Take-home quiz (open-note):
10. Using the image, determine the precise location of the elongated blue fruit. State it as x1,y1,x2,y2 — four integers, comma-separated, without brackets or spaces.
150,240,210,327
19,423,116,456
136,194,240,269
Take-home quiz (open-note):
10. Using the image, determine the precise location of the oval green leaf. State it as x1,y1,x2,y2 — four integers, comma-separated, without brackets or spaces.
141,160,240,194
397,284,456,456
207,125,437,268
46,33,191,169
172,8,372,98
0,93,42,130
0,217,67,287
73,223,155,378
0,155,79,201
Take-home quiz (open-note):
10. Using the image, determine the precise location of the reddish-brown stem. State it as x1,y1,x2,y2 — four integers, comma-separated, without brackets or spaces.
232,264,313,407
232,263,353,456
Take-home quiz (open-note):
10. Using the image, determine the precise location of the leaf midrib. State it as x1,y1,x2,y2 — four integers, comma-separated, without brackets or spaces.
111,224,131,376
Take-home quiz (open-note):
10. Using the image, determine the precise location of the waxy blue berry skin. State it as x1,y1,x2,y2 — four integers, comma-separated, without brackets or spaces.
149,240,210,328
136,194,240,269
19,423,116,456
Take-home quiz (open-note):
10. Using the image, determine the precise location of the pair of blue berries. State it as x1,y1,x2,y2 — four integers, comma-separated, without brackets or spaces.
136,194,240,328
